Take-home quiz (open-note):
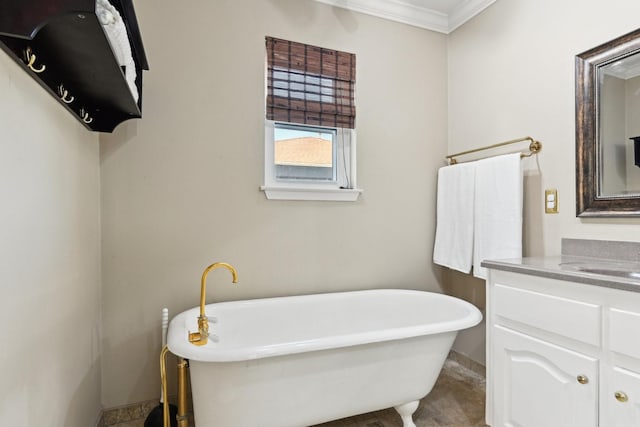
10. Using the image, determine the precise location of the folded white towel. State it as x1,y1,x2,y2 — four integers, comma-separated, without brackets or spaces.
472,153,523,279
433,162,476,273
96,0,139,102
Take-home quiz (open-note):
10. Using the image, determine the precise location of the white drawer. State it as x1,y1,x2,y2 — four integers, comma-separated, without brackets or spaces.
493,283,601,346
610,308,640,360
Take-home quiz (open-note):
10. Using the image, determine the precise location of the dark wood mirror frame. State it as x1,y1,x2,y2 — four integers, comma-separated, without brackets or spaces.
576,28,640,217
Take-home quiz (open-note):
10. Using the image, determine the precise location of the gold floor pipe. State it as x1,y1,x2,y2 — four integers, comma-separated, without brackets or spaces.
160,347,191,427
160,346,171,427
177,357,190,427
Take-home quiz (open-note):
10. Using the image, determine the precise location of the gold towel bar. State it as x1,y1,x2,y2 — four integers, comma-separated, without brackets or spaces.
446,136,542,165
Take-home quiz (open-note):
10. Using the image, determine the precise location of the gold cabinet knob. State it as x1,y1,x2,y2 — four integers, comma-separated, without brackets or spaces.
577,375,589,384
615,391,629,403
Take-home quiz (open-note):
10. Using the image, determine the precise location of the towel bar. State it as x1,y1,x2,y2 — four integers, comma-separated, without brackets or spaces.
446,136,542,164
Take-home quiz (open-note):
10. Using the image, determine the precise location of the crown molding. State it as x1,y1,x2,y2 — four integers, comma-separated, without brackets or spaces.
312,0,496,34
448,0,496,32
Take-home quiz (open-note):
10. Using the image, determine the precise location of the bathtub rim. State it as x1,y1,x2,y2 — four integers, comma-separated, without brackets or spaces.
167,289,482,362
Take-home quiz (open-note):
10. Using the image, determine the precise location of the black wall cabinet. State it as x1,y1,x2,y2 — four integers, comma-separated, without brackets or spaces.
0,0,149,132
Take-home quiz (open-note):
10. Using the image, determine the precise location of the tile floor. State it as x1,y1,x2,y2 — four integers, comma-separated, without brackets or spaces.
105,358,486,427
313,359,487,427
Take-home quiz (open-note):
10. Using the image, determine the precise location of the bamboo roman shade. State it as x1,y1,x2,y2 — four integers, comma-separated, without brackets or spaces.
266,36,356,129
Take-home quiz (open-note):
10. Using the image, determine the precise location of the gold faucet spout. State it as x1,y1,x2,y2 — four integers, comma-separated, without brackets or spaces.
189,262,238,346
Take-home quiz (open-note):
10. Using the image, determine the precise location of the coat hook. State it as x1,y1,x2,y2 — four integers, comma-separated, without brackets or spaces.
79,108,93,124
24,47,46,73
57,84,74,104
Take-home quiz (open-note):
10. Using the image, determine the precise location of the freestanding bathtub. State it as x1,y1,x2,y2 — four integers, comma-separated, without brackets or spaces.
167,289,482,427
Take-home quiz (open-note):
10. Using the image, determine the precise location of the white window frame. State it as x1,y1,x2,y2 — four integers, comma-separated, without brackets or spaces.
261,120,362,201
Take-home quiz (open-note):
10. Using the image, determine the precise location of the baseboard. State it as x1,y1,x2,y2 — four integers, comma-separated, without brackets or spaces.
447,349,486,378
94,410,105,427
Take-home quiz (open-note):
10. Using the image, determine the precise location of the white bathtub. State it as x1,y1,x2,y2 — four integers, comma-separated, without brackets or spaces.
167,289,482,427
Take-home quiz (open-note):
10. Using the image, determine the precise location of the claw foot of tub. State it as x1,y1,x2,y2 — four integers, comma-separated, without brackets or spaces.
394,401,419,427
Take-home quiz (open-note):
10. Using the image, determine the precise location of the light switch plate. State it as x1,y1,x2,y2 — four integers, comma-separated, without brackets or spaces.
545,189,558,214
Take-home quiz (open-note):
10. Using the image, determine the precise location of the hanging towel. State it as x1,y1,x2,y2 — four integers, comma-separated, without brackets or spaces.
433,162,476,273
96,0,139,102
473,153,523,279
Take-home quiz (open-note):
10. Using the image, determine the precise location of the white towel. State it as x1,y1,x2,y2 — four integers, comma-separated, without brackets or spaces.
433,162,476,273
472,153,523,279
96,0,139,102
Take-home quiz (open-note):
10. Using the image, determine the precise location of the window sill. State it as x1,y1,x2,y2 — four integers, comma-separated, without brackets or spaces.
260,186,363,201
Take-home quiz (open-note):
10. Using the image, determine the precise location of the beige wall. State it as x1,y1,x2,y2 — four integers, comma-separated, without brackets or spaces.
447,0,640,364
0,52,102,425
99,0,448,407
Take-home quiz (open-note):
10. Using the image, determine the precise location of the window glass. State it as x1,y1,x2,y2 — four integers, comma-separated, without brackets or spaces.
274,123,336,182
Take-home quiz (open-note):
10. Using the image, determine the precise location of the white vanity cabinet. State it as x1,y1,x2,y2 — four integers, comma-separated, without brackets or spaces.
486,268,640,427
492,325,598,427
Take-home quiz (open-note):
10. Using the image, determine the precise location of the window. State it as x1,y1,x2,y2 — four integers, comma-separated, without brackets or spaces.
261,37,361,201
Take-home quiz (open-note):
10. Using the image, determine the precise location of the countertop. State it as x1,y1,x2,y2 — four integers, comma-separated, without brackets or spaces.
482,254,640,293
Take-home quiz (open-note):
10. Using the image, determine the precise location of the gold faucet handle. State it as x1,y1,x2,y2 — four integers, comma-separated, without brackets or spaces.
188,315,211,346
197,315,209,333
188,331,208,346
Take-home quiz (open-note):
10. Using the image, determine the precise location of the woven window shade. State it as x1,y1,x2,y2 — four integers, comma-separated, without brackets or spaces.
266,36,356,129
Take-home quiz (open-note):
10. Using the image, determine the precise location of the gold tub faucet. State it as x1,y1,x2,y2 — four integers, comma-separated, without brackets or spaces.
188,262,238,346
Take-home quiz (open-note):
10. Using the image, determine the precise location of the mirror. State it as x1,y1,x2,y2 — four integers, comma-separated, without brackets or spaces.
576,28,640,217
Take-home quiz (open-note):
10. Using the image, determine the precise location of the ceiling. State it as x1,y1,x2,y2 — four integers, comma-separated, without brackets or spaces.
311,0,496,34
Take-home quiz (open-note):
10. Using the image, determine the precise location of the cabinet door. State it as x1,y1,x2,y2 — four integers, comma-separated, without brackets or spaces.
607,366,640,426
493,325,598,427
